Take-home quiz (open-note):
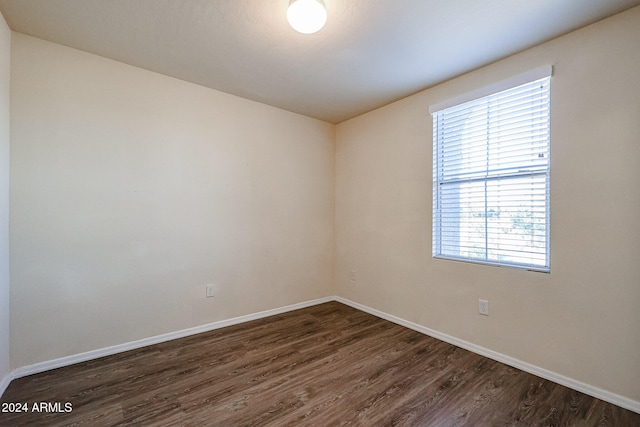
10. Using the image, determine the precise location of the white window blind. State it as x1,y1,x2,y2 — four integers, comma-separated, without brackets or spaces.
432,74,551,271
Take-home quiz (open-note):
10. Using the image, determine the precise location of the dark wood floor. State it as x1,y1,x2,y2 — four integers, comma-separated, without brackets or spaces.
1,302,638,426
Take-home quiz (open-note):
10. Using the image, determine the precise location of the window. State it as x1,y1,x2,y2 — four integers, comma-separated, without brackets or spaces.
430,67,551,272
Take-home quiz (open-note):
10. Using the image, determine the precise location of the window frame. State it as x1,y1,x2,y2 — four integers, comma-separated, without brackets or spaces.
430,67,552,273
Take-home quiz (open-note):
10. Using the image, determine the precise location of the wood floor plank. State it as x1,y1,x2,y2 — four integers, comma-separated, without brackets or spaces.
1,302,638,426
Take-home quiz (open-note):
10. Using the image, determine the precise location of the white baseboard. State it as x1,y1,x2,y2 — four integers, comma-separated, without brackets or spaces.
334,296,640,415
10,296,333,381
4,295,639,415
0,370,12,399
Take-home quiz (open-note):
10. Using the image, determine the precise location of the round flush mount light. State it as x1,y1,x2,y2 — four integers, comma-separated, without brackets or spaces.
287,0,327,34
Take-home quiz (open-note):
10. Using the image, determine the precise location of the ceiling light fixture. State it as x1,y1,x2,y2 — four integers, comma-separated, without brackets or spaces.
287,0,327,34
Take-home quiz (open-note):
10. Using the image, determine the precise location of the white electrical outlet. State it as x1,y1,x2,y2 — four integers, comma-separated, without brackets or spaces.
349,269,357,284
206,284,215,298
478,299,489,316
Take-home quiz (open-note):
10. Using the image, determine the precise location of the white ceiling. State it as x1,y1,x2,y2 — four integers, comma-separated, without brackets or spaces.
1,0,639,123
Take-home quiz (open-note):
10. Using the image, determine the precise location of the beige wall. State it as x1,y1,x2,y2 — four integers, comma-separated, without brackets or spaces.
0,11,10,382
336,7,640,402
10,34,335,367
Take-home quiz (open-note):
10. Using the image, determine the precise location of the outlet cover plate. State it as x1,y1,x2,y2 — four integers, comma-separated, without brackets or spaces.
479,299,489,316
206,284,215,298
